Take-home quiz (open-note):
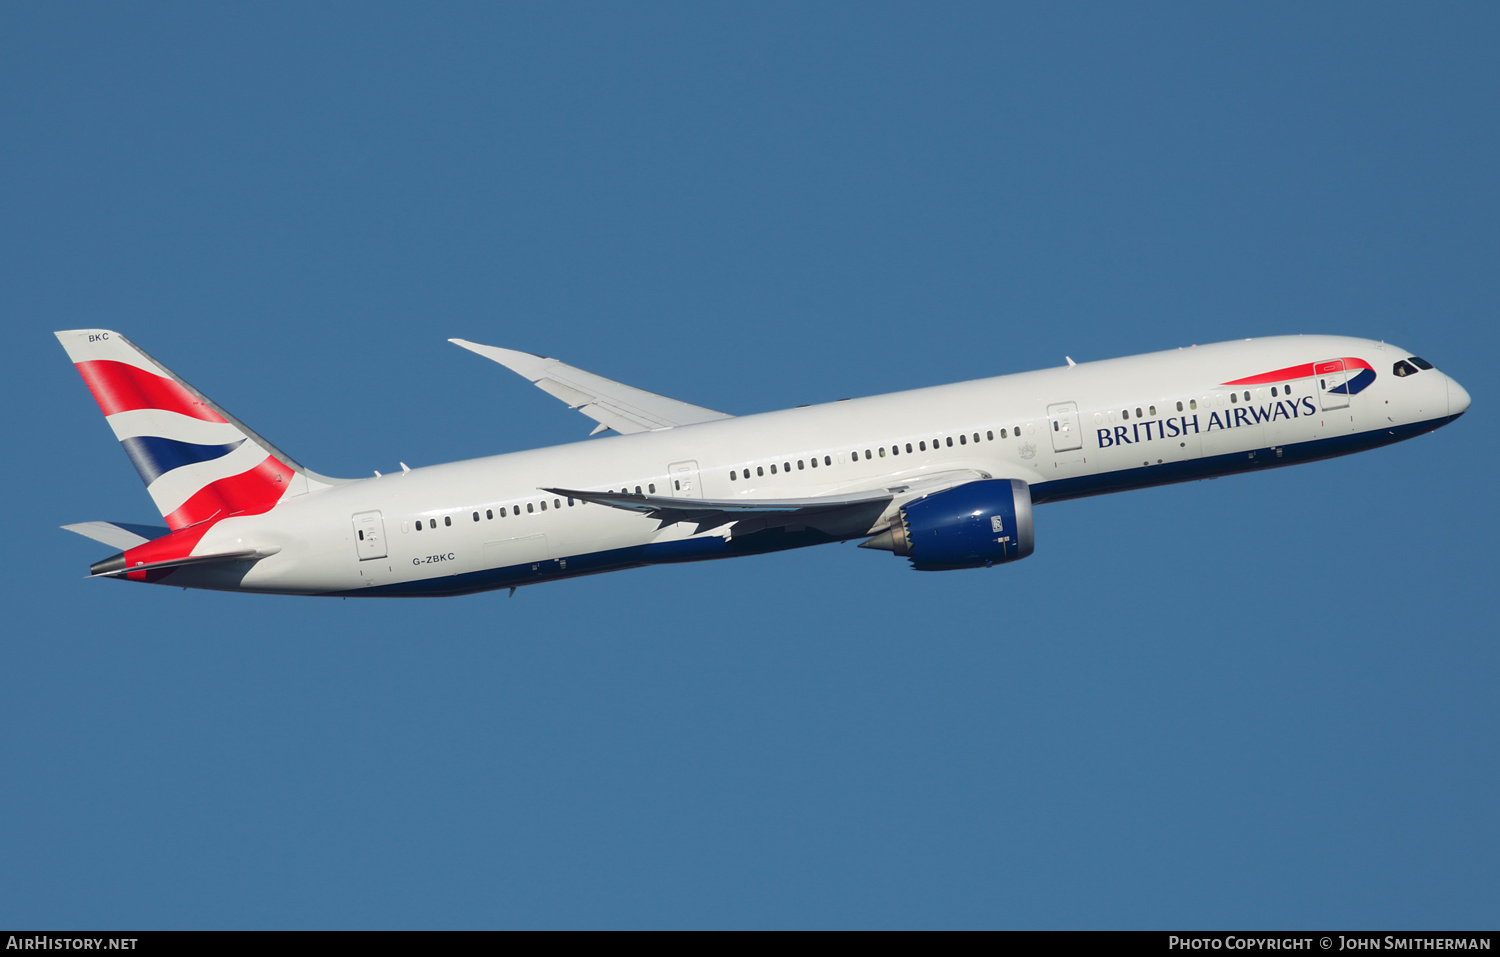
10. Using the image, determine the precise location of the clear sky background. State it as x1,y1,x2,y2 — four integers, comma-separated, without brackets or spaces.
2,3,1496,930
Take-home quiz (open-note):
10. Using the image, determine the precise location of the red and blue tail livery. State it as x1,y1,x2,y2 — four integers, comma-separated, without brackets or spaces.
56,330,309,530
56,331,1467,597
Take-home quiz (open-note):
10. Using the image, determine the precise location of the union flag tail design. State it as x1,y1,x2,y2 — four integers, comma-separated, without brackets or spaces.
55,329,330,531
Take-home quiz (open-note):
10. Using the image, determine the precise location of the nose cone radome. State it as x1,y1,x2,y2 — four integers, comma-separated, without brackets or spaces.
1447,377,1471,417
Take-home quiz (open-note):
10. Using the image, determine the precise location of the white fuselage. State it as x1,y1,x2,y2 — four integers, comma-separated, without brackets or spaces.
175,335,1468,596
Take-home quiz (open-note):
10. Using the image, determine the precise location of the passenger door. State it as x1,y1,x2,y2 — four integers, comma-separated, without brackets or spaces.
352,511,387,560
1047,402,1083,453
669,460,702,498
1317,359,1349,411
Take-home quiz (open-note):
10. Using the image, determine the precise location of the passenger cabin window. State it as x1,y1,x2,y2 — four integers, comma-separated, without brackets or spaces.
444,516,452,526
527,503,534,513
486,509,493,519
472,512,480,522
1176,401,1183,412
1122,409,1130,419
946,437,953,447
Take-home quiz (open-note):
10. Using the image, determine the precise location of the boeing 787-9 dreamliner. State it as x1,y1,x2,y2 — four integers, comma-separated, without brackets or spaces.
56,330,1469,597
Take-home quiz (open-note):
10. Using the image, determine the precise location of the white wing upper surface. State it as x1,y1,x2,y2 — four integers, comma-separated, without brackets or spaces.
450,339,734,435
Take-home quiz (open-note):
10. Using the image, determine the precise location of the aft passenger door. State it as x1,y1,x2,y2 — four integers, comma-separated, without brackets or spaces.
1047,402,1083,453
352,510,387,560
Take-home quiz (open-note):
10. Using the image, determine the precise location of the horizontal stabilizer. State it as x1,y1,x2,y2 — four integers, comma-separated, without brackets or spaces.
62,521,171,550
450,339,734,434
89,546,280,579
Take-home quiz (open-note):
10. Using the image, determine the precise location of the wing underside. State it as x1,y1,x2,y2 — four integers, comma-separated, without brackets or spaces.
544,469,993,538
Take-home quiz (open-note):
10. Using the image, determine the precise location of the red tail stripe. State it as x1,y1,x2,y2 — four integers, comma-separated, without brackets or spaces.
163,455,294,530
74,360,227,422
1222,356,1373,386
122,523,214,582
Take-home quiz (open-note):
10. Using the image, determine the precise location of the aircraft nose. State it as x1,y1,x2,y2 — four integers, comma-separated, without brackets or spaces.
1447,376,1471,417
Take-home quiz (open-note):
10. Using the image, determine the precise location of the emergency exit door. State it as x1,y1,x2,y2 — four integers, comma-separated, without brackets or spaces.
668,460,702,498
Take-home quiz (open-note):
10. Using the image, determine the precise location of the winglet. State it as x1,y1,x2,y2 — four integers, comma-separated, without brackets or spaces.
450,339,733,435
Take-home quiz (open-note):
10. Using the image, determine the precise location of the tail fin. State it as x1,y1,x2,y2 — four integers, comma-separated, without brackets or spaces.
55,329,340,530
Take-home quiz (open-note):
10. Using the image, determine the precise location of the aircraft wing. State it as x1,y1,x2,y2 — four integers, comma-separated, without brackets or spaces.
450,339,734,435
543,469,993,537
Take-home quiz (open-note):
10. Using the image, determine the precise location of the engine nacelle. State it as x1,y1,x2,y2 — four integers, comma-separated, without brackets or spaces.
861,479,1035,570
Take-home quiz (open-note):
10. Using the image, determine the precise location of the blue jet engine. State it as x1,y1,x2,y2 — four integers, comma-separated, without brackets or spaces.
860,479,1035,570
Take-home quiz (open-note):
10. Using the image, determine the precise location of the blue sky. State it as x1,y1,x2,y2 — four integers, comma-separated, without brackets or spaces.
2,3,1496,929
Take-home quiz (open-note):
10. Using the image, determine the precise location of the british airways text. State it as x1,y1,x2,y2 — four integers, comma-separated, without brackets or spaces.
1096,397,1318,448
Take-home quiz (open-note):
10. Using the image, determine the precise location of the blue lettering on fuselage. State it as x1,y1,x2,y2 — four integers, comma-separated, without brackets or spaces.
1093,401,1320,451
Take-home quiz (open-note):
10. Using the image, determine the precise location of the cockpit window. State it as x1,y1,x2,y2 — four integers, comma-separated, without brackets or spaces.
1393,360,1417,377
1408,356,1434,370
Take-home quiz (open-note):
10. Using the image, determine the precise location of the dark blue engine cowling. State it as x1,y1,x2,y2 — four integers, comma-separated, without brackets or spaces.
898,479,1035,570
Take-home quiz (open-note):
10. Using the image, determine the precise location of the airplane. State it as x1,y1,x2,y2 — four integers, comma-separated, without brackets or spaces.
55,329,1469,597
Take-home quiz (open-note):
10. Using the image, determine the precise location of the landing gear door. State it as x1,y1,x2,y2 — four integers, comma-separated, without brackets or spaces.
1317,359,1349,411
669,460,702,498
353,510,387,560
1047,402,1083,452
